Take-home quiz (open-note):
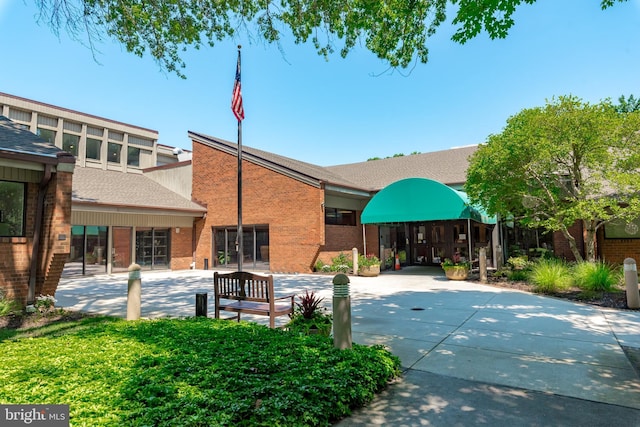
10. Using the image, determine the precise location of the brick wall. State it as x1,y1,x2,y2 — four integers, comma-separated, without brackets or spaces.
170,227,193,270
552,222,585,261
317,222,380,267
192,142,326,273
0,169,72,303
598,225,640,264
39,171,72,296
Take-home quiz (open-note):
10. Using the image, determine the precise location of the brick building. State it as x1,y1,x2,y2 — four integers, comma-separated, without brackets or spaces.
0,116,75,303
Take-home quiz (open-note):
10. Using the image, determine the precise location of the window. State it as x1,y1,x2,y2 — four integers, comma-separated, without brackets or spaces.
86,138,101,160
37,128,56,144
62,133,79,156
127,147,140,167
0,181,26,237
108,142,122,163
325,207,356,226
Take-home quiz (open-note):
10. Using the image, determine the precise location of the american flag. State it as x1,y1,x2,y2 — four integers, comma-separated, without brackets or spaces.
231,50,244,121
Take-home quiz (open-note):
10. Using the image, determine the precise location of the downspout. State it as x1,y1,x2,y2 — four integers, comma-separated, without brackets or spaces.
28,164,53,303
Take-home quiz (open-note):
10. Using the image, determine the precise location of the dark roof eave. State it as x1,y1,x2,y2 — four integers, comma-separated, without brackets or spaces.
0,149,76,165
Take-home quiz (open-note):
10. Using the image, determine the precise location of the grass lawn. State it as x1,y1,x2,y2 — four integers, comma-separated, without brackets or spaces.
0,316,400,426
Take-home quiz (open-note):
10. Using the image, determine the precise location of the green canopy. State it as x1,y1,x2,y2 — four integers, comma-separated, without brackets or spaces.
361,178,495,225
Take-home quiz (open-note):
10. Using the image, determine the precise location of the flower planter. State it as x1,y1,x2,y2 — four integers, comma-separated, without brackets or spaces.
444,267,469,280
358,264,380,277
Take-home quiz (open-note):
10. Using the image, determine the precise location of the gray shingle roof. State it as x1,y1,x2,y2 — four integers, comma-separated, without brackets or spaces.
72,167,206,213
189,132,364,190
326,146,478,191
190,131,477,193
0,115,66,160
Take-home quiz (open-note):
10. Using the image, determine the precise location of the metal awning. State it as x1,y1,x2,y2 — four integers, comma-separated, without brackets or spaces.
361,178,496,225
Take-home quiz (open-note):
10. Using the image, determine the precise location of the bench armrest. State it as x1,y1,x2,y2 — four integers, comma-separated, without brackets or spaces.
273,295,295,302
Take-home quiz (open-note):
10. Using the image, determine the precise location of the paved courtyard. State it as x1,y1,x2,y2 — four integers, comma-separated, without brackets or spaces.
55,267,640,425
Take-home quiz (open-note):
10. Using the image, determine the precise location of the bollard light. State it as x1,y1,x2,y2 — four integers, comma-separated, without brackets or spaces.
332,273,352,350
624,258,640,309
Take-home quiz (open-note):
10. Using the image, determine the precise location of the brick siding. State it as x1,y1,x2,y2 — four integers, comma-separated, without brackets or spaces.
0,170,72,303
193,141,355,273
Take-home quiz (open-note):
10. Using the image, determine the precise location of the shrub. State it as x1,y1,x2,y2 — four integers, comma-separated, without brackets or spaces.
330,252,352,273
529,259,573,293
0,317,400,426
358,253,381,267
507,255,531,270
572,261,621,292
507,269,529,281
0,290,20,316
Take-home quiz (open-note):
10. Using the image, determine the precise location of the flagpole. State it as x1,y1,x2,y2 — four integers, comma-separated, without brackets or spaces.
236,45,243,272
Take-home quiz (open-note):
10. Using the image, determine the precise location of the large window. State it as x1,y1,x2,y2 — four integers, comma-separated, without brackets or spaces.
37,128,56,144
324,207,356,226
108,142,122,164
0,181,26,237
127,147,141,167
62,133,79,156
86,138,102,160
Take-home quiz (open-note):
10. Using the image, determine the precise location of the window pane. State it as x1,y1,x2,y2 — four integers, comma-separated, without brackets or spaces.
86,138,101,160
324,207,356,226
62,133,79,156
127,147,141,167
37,128,56,144
0,181,25,236
108,142,122,163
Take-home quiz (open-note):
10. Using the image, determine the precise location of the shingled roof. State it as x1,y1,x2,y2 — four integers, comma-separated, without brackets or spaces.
326,146,478,191
190,130,477,193
0,116,73,164
189,132,365,191
72,167,206,214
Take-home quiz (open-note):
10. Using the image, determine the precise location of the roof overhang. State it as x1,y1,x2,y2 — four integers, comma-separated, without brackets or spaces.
361,177,496,225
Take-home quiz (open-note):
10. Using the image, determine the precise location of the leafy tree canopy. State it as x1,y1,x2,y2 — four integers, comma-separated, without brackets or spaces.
34,0,627,78
465,95,640,262
616,94,640,113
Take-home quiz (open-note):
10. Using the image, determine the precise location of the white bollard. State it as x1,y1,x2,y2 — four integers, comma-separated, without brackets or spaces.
127,263,142,320
624,258,640,309
479,247,488,283
352,247,359,276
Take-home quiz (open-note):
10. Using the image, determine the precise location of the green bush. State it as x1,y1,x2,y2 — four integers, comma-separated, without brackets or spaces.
572,261,621,292
0,290,20,316
507,255,531,270
0,317,400,426
529,259,573,293
507,269,529,281
330,252,352,273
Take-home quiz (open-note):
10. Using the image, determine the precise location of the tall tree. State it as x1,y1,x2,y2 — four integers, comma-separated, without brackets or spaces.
465,95,640,262
33,0,627,77
616,94,640,113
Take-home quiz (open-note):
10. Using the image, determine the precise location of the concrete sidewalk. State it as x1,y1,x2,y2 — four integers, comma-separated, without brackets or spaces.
55,267,640,425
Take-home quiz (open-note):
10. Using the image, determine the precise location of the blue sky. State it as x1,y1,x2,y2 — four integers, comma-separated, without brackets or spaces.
1,0,639,166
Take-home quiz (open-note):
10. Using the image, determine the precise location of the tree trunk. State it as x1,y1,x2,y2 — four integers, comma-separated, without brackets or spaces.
584,220,597,262
559,225,584,262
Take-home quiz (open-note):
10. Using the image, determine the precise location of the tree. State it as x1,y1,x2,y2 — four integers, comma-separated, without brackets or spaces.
616,94,640,113
34,0,626,78
465,95,640,262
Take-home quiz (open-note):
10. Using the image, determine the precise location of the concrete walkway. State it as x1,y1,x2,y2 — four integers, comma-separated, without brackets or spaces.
55,267,640,426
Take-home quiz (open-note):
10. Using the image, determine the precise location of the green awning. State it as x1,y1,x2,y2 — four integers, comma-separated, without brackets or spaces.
361,178,496,225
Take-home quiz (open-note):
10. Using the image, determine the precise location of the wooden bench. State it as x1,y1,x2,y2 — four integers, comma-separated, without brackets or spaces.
213,271,294,328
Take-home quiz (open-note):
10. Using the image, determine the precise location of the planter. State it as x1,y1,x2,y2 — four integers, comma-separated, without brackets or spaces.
443,266,469,280
358,264,380,277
